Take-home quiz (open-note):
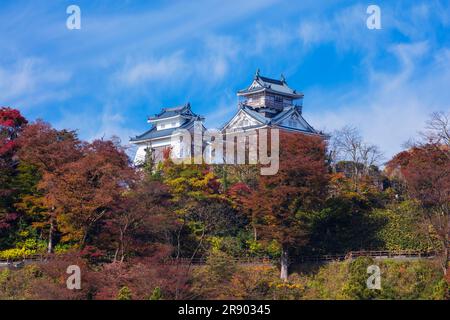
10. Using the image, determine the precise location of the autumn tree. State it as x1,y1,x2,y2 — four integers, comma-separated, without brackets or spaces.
387,112,450,276
16,120,82,252
0,107,28,248
235,132,329,280
330,126,383,191
42,139,135,248
107,179,174,262
387,144,450,276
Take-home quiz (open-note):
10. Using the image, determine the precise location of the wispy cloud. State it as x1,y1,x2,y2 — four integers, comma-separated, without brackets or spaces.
308,41,450,158
117,52,188,86
0,57,72,109
0,0,449,160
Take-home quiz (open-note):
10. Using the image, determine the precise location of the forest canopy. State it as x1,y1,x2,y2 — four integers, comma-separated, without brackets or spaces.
0,106,448,300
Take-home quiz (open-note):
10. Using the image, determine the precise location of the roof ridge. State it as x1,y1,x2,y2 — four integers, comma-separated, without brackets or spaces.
162,103,189,112
258,75,284,85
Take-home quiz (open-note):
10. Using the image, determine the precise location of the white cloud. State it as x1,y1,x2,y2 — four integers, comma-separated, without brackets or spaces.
307,42,450,159
117,52,188,86
297,4,375,53
0,58,71,108
115,34,241,89
54,102,139,149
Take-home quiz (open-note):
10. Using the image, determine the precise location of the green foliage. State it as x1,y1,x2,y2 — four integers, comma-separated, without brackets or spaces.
308,195,385,254
206,250,237,282
54,243,73,254
304,258,447,300
13,162,42,198
378,260,448,299
266,240,282,258
1,107,447,300
308,196,434,255
191,258,447,300
342,257,379,299
0,238,46,260
0,265,41,300
117,286,132,300
246,239,264,256
373,200,436,251
141,147,163,181
149,287,162,300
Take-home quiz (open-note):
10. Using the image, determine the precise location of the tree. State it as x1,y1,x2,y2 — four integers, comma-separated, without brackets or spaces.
42,139,135,248
387,144,450,276
108,179,174,262
16,121,82,252
331,126,383,191
162,158,223,259
423,111,450,147
0,107,27,157
235,132,329,280
0,107,28,248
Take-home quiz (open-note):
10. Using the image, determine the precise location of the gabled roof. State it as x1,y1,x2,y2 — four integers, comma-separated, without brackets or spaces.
220,105,268,131
130,116,204,143
148,103,203,122
237,69,304,99
221,104,318,135
131,103,205,143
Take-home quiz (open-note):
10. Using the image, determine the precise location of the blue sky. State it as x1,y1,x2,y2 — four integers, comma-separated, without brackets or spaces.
1,0,449,159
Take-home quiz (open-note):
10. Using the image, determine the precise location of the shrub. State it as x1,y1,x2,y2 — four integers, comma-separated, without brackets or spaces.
117,286,132,300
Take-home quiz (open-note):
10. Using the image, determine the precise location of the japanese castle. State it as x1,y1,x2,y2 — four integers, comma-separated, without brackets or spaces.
130,70,319,165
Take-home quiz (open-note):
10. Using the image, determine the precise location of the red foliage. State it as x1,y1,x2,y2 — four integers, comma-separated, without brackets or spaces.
79,245,106,264
27,246,192,300
0,107,27,127
387,145,450,208
387,144,450,275
0,107,27,156
162,146,172,160
40,139,136,245
233,132,329,248
17,120,82,173
227,182,252,197
0,213,19,229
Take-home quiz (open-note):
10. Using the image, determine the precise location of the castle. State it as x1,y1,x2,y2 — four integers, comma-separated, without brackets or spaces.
130,70,319,165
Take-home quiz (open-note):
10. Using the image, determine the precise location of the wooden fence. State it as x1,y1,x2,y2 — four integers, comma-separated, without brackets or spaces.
0,250,436,269
165,250,436,265
296,250,436,263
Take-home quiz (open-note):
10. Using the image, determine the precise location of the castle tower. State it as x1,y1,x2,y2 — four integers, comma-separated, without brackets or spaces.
222,70,317,134
130,103,204,166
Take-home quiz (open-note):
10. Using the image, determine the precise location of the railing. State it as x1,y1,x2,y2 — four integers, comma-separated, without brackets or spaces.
163,256,275,265
165,250,436,265
0,254,51,266
0,250,436,269
297,250,436,263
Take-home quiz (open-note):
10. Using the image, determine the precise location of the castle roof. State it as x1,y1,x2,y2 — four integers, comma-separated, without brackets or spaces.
131,103,204,143
237,69,304,99
221,104,318,135
148,103,202,122
130,117,203,143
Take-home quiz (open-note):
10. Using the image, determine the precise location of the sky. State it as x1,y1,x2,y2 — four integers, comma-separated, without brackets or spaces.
1,0,449,159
